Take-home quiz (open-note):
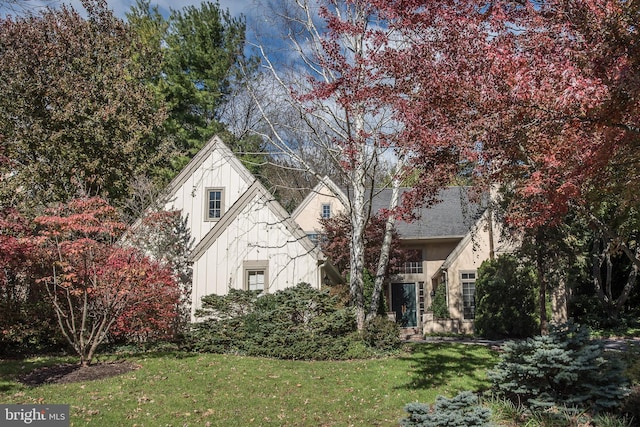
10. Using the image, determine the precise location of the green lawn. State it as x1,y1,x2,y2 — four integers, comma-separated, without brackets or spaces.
0,343,498,426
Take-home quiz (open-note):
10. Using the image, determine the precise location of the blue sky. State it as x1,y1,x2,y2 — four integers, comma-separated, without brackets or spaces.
0,0,255,19
90,0,254,18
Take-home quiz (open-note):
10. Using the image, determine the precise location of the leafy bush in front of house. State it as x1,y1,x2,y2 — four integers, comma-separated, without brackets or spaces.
400,391,492,427
186,283,401,360
362,315,401,351
430,283,450,319
474,254,538,339
488,321,629,413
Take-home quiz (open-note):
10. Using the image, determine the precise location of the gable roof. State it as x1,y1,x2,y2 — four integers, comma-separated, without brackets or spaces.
370,187,485,240
438,208,490,272
187,152,323,263
290,176,347,221
161,135,255,204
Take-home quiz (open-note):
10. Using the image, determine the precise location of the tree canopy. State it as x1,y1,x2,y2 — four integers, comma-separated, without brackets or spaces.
127,0,259,179
0,0,167,212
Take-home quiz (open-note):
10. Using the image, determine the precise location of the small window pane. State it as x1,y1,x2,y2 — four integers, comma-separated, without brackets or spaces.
247,270,265,291
321,204,331,219
208,190,222,219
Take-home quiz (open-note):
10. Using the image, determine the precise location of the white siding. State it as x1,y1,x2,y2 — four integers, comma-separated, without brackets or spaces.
164,147,251,244
191,192,321,316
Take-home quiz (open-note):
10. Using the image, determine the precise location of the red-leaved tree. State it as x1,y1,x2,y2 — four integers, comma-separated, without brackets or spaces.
475,1,640,322
33,197,180,366
321,212,408,277
357,0,640,330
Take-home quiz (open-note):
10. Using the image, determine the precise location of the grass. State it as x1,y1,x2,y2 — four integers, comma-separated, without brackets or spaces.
0,343,497,426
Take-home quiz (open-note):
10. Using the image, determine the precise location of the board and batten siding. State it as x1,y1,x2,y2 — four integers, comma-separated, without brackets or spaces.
191,190,321,317
158,136,324,321
163,150,252,244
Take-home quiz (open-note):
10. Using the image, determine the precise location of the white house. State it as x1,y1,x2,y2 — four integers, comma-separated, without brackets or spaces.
160,136,332,319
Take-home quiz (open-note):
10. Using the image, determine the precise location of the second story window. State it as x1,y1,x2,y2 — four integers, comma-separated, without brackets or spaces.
205,188,224,221
321,203,331,219
400,249,423,274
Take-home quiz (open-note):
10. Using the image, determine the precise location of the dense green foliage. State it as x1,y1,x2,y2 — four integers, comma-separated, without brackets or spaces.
187,283,401,360
362,315,401,351
474,255,538,339
401,391,492,427
127,1,262,180
488,322,628,412
0,0,166,211
430,282,450,319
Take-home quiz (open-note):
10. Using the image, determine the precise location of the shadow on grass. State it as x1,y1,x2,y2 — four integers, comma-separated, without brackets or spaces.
0,356,74,394
395,343,498,392
0,350,197,393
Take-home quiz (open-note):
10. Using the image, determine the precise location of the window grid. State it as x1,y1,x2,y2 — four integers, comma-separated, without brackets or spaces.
321,204,331,219
400,249,423,274
207,189,223,220
461,272,476,320
247,270,265,291
400,261,423,274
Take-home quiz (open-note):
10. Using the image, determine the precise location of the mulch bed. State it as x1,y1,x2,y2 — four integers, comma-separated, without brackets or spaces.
18,361,140,386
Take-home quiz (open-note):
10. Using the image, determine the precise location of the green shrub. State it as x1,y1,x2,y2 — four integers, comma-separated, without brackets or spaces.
186,283,394,360
401,391,492,427
488,321,629,412
430,283,449,319
474,255,538,339
362,315,401,352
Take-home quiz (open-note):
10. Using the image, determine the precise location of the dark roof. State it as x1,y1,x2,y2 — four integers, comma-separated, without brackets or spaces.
369,186,485,239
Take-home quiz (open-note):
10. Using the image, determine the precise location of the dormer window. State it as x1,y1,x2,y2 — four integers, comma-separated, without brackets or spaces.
321,203,331,219
205,188,225,221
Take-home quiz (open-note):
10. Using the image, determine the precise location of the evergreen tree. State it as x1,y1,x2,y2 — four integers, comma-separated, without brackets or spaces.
489,322,628,412
401,392,491,427
475,255,538,339
127,1,261,181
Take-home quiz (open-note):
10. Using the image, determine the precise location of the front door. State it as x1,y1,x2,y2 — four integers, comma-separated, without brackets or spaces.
391,283,417,327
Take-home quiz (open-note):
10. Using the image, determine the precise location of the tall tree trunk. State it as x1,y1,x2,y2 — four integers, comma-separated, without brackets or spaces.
536,229,548,335
350,111,368,330
591,237,639,320
592,238,609,305
615,252,639,314
367,171,402,320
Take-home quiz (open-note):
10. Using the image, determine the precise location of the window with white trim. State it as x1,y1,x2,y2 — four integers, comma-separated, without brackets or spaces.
205,188,224,221
400,249,423,274
321,203,331,219
461,271,476,320
244,261,268,292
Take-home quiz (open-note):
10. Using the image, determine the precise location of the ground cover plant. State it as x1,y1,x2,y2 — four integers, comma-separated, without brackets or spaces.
0,343,497,426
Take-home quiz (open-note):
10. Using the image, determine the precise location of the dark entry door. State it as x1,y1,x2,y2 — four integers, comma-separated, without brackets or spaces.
391,283,417,327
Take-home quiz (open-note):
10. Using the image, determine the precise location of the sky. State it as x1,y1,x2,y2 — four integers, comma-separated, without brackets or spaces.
0,0,255,19
103,0,255,18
